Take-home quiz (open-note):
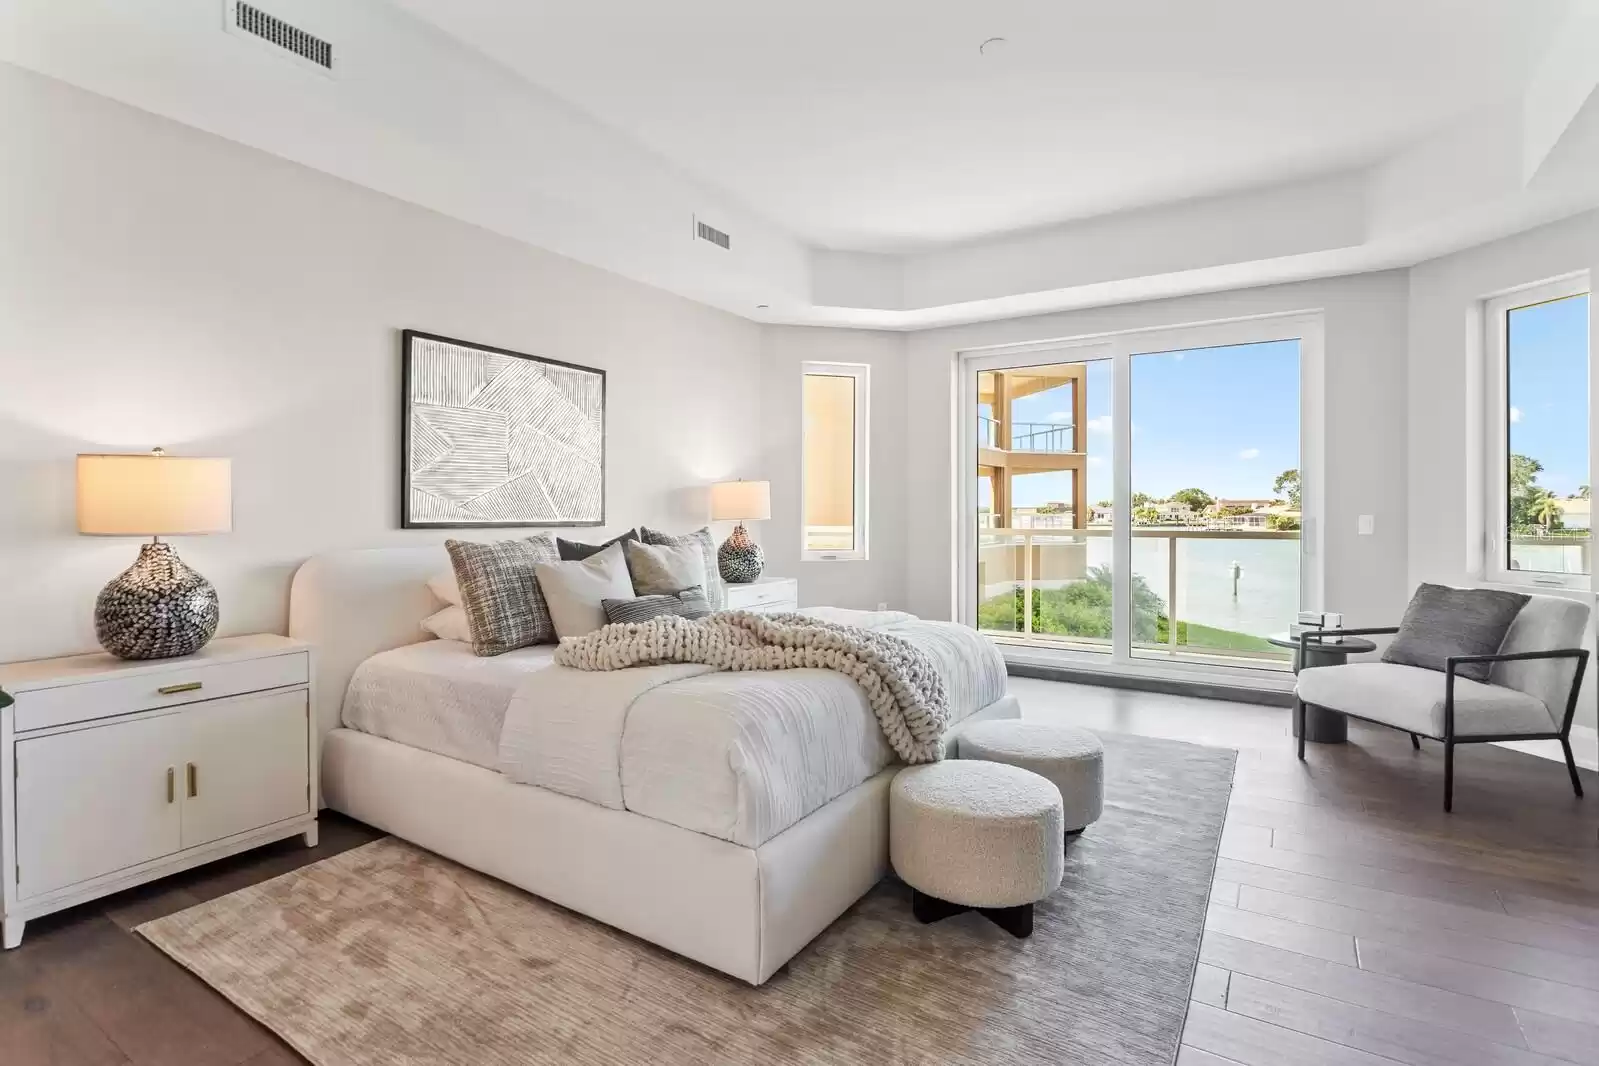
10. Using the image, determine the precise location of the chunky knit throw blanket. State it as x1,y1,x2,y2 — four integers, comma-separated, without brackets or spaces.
554,610,950,764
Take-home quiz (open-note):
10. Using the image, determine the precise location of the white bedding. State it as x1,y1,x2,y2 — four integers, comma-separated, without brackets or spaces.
342,640,555,770
343,608,1008,848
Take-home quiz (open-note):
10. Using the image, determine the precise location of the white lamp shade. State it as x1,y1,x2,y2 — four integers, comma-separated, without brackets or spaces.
77,453,233,536
710,480,771,522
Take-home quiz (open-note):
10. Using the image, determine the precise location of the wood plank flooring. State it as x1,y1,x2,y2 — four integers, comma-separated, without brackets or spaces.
2,677,1594,1065
1013,676,1599,1066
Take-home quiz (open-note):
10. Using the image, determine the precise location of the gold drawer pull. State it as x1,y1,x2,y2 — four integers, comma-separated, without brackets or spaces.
166,767,175,804
186,762,198,799
157,681,203,696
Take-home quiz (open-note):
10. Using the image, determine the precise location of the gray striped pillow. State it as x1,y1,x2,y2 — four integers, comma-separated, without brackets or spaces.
602,585,712,625
445,536,560,656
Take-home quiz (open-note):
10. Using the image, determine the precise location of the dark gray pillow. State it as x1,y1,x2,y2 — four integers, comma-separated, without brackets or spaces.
602,585,712,625
557,529,638,561
1381,584,1529,683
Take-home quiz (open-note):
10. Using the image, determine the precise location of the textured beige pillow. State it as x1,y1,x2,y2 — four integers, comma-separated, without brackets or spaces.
426,569,462,607
420,606,472,643
625,539,709,598
639,526,723,609
445,536,560,656
534,542,637,640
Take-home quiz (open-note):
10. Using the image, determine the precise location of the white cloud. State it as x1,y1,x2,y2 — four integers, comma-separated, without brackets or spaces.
1045,411,1071,423
1510,406,1523,423
1087,456,1104,466
1173,352,1186,361
1238,447,1261,460
1086,415,1113,434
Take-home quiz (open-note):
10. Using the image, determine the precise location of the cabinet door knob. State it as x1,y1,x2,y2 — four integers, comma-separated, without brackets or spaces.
186,762,198,799
166,767,175,804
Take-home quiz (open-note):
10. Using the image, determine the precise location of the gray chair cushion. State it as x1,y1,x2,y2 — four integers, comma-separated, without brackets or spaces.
1381,583,1529,682
1491,594,1591,722
1296,662,1555,737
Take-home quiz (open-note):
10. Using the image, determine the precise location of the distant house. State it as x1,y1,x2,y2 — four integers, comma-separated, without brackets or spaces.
1557,497,1591,530
1215,498,1278,511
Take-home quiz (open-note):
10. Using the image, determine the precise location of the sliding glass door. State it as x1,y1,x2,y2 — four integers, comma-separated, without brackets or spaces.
973,350,1115,652
960,316,1319,676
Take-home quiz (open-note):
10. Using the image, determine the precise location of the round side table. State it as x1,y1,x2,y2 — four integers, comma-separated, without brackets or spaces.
1268,633,1378,744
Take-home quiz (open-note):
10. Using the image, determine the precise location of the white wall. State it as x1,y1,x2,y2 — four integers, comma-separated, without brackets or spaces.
759,327,908,611
1407,210,1599,729
0,64,762,663
901,273,1413,632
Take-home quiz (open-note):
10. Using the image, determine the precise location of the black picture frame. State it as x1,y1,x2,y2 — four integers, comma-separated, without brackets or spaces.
401,329,606,529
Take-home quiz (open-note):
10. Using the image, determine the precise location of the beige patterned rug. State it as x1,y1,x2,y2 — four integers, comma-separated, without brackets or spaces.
139,731,1234,1065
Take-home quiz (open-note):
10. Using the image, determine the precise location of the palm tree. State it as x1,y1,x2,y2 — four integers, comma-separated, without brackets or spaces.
1530,494,1564,533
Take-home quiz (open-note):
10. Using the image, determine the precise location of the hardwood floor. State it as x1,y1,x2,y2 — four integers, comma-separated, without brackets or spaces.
3,678,1594,1065
1013,676,1599,1066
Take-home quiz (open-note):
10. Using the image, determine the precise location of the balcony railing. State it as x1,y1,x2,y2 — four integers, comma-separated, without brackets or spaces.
976,526,1300,668
977,417,1074,453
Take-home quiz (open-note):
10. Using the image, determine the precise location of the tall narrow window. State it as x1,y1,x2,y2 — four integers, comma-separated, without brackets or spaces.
1485,276,1591,588
802,362,869,560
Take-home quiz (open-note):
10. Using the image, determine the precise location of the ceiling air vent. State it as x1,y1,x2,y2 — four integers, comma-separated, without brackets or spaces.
695,218,732,251
225,1,334,74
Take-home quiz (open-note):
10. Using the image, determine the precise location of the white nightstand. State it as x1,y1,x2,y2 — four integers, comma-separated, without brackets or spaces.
0,634,317,949
724,576,799,614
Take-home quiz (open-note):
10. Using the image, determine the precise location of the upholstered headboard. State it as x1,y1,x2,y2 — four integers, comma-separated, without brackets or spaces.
288,546,448,739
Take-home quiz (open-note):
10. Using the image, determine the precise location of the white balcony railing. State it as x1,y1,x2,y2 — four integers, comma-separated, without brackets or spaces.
976,526,1300,667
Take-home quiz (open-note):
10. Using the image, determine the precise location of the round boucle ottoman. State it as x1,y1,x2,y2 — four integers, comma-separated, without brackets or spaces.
957,720,1104,838
889,760,1064,938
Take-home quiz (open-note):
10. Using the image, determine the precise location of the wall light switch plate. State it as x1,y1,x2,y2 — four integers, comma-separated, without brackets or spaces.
1357,515,1375,536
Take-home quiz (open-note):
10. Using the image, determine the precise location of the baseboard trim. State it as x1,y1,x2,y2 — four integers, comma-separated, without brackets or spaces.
1497,725,1599,772
1005,661,1294,708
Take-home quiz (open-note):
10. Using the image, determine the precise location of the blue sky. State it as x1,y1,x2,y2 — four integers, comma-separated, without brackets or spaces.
989,340,1303,509
1508,293,1589,498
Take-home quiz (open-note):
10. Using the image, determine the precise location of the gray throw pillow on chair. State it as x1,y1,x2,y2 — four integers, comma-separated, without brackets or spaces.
1381,583,1530,683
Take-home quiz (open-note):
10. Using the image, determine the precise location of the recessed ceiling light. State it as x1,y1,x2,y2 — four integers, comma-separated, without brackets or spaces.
979,37,1007,56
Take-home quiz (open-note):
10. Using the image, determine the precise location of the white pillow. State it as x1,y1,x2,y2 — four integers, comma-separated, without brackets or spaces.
420,606,472,643
533,542,636,640
426,569,462,607
624,539,709,597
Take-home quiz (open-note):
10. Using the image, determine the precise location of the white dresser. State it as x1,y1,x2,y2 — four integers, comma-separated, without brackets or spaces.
0,634,317,949
724,575,799,613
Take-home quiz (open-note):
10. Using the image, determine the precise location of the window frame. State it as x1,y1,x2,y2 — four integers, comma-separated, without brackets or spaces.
1482,273,1592,591
800,361,870,562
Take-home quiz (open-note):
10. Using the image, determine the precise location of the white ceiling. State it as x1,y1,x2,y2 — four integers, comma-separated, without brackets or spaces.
393,0,1572,252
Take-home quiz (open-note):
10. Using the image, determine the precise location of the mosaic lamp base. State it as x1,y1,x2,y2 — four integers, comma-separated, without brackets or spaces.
717,523,765,584
95,540,220,660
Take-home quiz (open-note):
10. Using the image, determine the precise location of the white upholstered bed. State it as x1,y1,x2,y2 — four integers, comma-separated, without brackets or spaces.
289,546,1018,984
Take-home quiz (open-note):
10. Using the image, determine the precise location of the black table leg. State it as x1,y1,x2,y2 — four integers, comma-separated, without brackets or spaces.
911,890,1035,939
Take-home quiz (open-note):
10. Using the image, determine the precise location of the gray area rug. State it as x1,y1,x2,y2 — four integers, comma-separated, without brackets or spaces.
139,731,1234,1065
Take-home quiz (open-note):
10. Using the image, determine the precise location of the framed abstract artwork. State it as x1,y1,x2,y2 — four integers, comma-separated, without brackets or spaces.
401,330,605,528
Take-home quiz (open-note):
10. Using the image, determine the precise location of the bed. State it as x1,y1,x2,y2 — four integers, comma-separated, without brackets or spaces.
289,546,1017,984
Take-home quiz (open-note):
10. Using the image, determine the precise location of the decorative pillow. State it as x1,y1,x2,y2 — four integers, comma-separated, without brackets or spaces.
426,569,462,607
625,539,709,599
639,526,723,609
420,606,473,643
602,585,712,625
1381,583,1530,683
445,535,560,656
557,528,639,561
533,542,636,640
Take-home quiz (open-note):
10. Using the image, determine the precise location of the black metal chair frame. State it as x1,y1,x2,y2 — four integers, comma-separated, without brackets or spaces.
1294,627,1589,812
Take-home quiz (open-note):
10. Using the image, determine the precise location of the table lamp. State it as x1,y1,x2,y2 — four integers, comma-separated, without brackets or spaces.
77,449,232,660
710,479,771,583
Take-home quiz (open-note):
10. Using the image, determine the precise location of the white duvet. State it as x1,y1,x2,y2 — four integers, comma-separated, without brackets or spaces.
345,608,1008,848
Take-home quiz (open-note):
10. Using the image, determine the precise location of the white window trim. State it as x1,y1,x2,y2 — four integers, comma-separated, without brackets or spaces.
800,361,870,562
955,310,1325,683
1481,272,1592,591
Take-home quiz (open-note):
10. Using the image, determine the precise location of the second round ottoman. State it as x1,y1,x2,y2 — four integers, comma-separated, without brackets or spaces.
957,720,1105,837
